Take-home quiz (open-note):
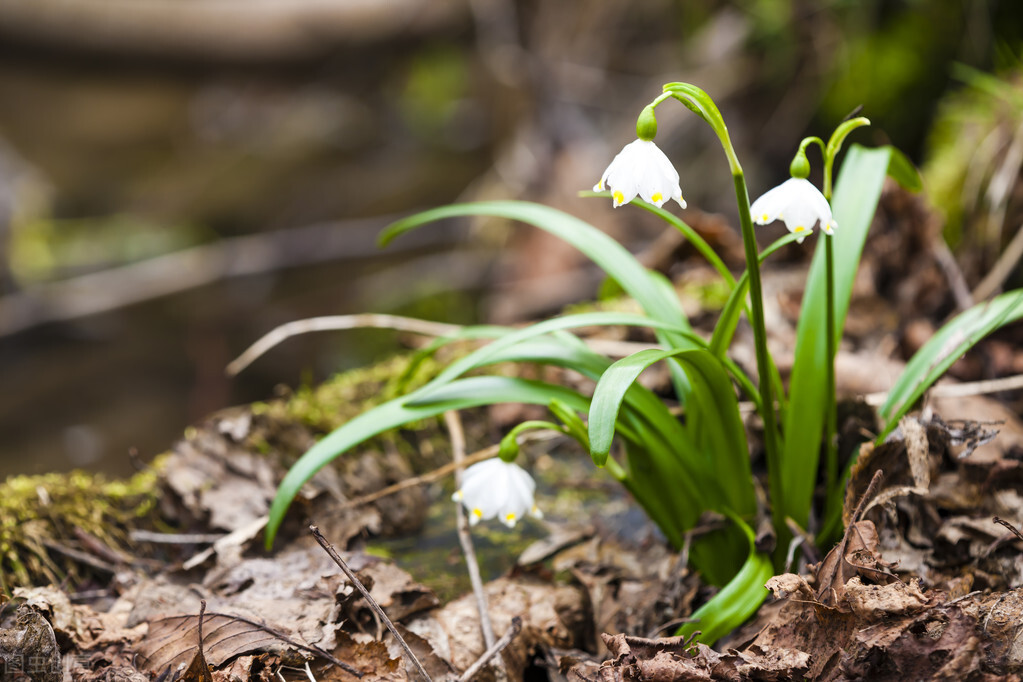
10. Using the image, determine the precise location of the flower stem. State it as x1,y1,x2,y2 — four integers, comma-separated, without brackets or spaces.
824,235,838,493
731,171,784,539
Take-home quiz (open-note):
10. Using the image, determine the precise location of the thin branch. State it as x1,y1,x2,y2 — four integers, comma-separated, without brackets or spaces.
310,525,432,682
339,431,561,511
444,410,496,650
130,530,227,544
458,617,522,682
973,222,1023,302
227,314,463,376
862,372,1023,406
993,517,1023,543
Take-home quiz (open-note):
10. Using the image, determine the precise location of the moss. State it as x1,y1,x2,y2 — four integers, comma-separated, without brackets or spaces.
0,464,162,593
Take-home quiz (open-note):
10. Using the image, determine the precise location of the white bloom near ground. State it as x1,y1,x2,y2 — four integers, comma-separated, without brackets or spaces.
452,458,542,528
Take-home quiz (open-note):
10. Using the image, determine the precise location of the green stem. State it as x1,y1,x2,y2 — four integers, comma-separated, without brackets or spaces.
731,172,784,538
824,235,838,493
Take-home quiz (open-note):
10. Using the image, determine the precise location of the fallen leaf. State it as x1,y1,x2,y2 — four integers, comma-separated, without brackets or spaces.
134,613,283,673
842,577,928,621
0,605,62,682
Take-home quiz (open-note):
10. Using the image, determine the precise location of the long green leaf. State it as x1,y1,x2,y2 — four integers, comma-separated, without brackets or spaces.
677,516,772,644
415,311,701,400
588,348,754,516
380,201,700,397
878,289,1023,439
709,231,802,357
580,190,735,288
781,145,891,530
265,376,590,548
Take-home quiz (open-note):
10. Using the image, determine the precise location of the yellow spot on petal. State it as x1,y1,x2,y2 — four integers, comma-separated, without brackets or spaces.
613,190,625,205
472,508,483,519
505,513,516,523
761,214,769,222
597,180,604,190
794,226,806,233
651,192,663,202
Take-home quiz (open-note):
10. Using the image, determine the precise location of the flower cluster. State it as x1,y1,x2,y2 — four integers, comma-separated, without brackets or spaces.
452,458,542,528
595,141,835,242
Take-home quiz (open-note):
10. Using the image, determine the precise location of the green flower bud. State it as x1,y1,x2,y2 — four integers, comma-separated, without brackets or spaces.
789,149,811,179
636,105,658,141
498,431,520,463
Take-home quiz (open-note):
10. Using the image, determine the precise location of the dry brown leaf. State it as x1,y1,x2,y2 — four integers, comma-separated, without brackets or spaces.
318,630,406,681
764,574,815,602
731,643,810,680
181,644,214,682
134,613,283,673
842,577,928,621
0,605,61,682
815,520,888,606
600,632,724,682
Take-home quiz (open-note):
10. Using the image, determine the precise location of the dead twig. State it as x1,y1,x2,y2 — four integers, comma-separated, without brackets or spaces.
227,314,464,376
444,410,497,651
340,430,561,511
863,372,1023,406
993,517,1023,543
458,616,523,682
974,222,1023,302
310,525,432,682
130,530,228,544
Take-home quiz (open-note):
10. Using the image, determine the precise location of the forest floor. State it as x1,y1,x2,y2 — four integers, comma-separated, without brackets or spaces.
2,182,1022,681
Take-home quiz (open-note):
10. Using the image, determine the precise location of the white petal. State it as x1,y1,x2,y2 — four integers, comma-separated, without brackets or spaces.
453,459,539,529
750,178,798,225
596,140,683,210
750,177,835,238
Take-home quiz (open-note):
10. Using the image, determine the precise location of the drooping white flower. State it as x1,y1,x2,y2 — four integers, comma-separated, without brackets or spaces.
750,177,836,243
451,459,542,528
594,140,686,209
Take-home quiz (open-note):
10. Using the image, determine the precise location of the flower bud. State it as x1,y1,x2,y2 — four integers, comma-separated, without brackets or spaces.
636,105,658,141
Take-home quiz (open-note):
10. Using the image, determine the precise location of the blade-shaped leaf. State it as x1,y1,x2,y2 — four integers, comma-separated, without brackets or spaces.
588,348,754,516
265,376,590,547
676,519,772,645
380,201,701,398
879,289,1023,439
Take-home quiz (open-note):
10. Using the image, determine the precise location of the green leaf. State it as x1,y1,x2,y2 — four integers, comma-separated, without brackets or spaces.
264,376,591,548
414,311,703,400
879,289,1023,439
781,145,891,530
588,348,754,515
676,518,772,644
380,201,701,398
709,231,802,358
580,190,734,288
886,146,922,192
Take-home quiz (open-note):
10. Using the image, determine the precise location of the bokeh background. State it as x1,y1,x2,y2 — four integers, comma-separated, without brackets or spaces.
1,0,1021,477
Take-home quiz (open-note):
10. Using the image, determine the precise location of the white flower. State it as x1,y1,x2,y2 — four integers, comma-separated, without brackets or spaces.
594,140,686,209
750,177,836,243
451,459,542,528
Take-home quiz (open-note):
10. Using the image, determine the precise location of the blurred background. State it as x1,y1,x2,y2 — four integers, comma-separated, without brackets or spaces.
0,0,1021,477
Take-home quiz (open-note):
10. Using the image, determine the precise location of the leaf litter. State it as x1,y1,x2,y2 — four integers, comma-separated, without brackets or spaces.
5,187,1023,680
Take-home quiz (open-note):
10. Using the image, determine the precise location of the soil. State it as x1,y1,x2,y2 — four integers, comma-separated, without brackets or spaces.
2,182,1023,681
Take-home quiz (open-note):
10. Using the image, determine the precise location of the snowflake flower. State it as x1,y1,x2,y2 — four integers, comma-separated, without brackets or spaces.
451,459,542,528
594,140,686,209
750,177,836,243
